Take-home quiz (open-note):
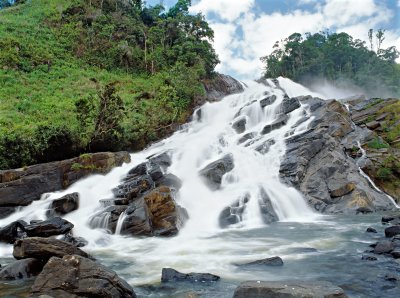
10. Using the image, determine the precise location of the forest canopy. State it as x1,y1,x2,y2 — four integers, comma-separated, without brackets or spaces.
261,31,400,97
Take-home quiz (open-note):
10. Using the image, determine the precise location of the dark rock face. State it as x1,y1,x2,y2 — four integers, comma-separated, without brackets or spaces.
237,256,284,267
201,74,244,102
279,97,394,214
260,95,277,108
259,189,279,224
0,220,27,244
261,115,289,135
30,255,135,298
46,192,79,217
24,217,74,237
374,240,394,254
0,258,44,280
61,234,88,248
281,97,301,114
161,268,220,283
199,154,234,189
385,226,400,238
13,237,88,261
0,152,130,210
233,281,348,298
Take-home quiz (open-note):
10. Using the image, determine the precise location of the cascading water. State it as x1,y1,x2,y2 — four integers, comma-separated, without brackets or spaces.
7,78,399,297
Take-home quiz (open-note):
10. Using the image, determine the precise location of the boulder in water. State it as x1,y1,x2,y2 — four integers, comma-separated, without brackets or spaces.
259,189,279,224
199,154,234,189
24,217,74,237
13,237,89,261
260,95,277,108
366,227,377,233
0,258,44,280
30,255,136,297
219,195,249,228
161,268,220,283
233,280,347,298
373,240,394,254
281,97,301,114
120,199,152,236
261,114,289,135
61,234,88,248
46,192,79,217
237,256,284,267
147,151,172,169
254,139,275,154
232,118,246,134
0,220,27,244
385,225,400,238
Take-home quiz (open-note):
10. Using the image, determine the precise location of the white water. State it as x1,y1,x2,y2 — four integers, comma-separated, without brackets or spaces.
0,77,324,284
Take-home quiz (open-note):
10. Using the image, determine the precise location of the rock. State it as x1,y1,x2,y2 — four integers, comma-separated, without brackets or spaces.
30,255,135,297
61,234,88,248
382,215,400,224
120,199,152,236
260,95,277,108
88,205,127,232
356,207,373,214
281,97,301,114
373,240,394,254
261,114,289,135
0,220,27,244
232,118,247,133
329,182,355,198
237,256,284,267
361,255,377,261
391,249,400,259
155,173,182,191
127,162,147,176
113,174,153,200
201,74,244,102
199,154,234,189
0,258,44,280
385,226,400,238
366,227,377,233
366,121,380,130
254,139,275,154
233,281,348,298
13,237,89,261
46,192,79,217
238,132,255,144
0,151,130,208
161,268,220,283
24,217,73,237
385,274,399,282
219,195,249,228
0,207,16,219
287,247,318,254
258,188,279,224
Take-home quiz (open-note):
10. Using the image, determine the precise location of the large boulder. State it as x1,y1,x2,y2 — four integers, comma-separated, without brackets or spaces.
46,192,79,217
0,152,130,208
30,255,135,298
120,199,152,236
385,226,400,238
201,74,244,103
24,217,74,237
161,268,220,283
0,258,44,280
233,281,347,298
280,96,301,114
0,220,27,244
199,154,234,189
13,237,88,261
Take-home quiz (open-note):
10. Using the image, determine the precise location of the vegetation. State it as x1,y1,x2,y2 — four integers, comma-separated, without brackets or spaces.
261,31,400,97
0,0,219,169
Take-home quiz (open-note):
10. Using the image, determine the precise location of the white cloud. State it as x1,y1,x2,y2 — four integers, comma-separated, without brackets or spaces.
191,0,400,79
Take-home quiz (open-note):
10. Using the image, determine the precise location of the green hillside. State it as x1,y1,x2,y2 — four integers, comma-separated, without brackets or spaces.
0,0,218,169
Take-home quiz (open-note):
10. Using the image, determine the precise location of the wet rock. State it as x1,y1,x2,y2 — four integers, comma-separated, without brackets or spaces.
46,192,79,217
61,234,88,248
281,97,301,114
361,255,377,261
161,268,220,283
232,118,246,134
254,139,275,154
30,255,135,297
113,175,153,200
385,274,400,282
385,226,400,238
373,240,394,254
120,199,152,236
287,247,318,254
0,258,44,280
147,151,172,169
233,281,348,298
356,207,373,214
24,217,73,237
219,195,249,228
0,220,27,244
155,173,182,191
382,215,400,224
366,227,377,233
329,182,355,198
100,197,129,207
0,151,130,208
238,132,255,144
260,95,277,108
13,237,89,261
127,162,147,177
147,163,164,182
237,256,284,267
391,249,400,259
0,207,16,219
199,154,234,189
261,114,289,135
259,189,279,224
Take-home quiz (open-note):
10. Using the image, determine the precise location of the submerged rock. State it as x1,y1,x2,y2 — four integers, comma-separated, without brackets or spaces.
161,268,220,283
237,256,284,267
24,217,74,237
0,258,44,280
199,154,234,189
13,237,88,261
30,255,136,297
366,227,377,233
233,280,348,298
46,192,79,217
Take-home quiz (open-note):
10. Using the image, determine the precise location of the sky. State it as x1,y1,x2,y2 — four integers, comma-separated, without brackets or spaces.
148,0,400,80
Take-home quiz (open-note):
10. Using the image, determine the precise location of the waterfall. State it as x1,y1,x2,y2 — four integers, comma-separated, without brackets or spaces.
115,211,127,235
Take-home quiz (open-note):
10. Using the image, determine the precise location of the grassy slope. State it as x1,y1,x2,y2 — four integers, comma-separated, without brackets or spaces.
0,0,165,137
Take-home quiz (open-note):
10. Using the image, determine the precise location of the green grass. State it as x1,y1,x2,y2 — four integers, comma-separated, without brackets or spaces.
367,138,390,149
